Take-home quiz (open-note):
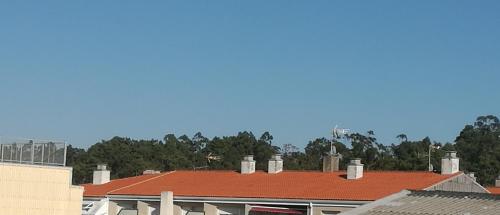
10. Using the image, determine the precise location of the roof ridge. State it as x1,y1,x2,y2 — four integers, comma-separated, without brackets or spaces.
80,174,155,186
110,173,156,181
171,170,449,173
107,171,176,195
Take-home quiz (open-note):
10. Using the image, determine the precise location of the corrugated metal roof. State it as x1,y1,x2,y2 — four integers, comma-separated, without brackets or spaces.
357,190,500,215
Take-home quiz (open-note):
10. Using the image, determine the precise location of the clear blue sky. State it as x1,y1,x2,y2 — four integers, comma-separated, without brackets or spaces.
1,1,499,148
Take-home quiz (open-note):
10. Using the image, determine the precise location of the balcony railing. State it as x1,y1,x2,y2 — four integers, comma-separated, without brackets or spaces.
0,137,67,166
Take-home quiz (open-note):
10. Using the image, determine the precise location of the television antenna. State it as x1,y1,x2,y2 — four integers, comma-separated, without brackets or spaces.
331,125,350,155
206,153,221,163
193,153,221,171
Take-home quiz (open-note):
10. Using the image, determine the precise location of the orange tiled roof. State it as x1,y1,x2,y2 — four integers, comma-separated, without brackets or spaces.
82,170,459,201
82,173,161,197
487,187,500,194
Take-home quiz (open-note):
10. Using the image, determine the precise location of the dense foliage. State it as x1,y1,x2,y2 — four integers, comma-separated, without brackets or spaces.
67,115,500,186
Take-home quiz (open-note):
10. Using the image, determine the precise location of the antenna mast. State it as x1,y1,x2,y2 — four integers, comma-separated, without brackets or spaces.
331,125,350,155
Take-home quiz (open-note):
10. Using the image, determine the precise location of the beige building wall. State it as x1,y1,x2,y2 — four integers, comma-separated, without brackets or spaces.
0,163,83,215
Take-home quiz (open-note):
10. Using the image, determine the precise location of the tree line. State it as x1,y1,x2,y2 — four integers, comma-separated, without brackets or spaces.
67,115,500,186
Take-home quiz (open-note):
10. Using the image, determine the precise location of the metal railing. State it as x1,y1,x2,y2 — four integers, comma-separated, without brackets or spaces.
0,137,67,166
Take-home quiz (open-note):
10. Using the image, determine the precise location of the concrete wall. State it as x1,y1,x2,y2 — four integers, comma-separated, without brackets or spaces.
160,191,174,215
0,162,83,215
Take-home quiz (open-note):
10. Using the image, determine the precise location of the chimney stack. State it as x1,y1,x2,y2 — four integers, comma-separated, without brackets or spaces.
93,164,110,185
441,151,459,175
268,154,283,174
143,170,161,175
347,159,363,180
323,154,340,172
496,175,500,187
241,155,255,174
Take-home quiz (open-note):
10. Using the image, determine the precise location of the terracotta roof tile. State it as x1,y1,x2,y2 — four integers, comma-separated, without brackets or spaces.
487,187,500,194
82,170,459,201
82,173,162,197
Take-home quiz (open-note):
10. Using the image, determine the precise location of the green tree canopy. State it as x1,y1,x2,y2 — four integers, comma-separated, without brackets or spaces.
66,115,500,186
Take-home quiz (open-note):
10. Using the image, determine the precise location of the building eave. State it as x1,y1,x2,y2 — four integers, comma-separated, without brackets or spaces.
105,194,371,207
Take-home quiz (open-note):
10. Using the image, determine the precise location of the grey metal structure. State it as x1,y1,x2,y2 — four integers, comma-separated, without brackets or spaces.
0,137,67,166
340,190,500,215
426,173,487,193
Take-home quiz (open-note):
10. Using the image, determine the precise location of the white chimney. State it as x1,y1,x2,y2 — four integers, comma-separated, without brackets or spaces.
496,175,500,187
241,155,255,174
441,151,459,175
347,159,363,180
93,164,110,185
268,154,283,174
143,170,161,175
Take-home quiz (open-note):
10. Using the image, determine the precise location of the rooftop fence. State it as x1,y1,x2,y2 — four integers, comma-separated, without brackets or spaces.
0,137,66,166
